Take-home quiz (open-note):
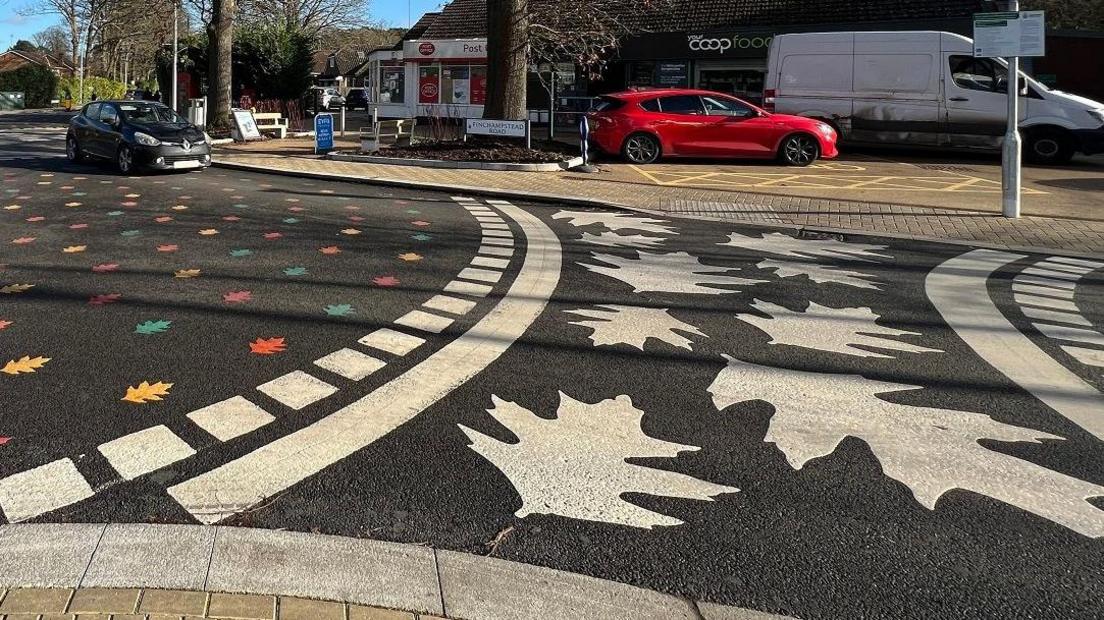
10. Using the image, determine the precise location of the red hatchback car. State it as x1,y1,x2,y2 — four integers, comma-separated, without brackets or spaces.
586,89,839,166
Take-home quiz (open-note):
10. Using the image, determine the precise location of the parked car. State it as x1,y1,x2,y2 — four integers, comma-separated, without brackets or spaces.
586,88,838,166
344,87,370,110
764,31,1104,164
66,100,211,173
309,87,346,111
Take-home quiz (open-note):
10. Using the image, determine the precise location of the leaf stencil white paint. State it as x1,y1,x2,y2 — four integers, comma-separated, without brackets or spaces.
552,210,678,235
708,355,1104,537
461,393,738,528
585,251,766,295
738,300,942,358
580,231,666,248
758,259,882,290
566,305,706,350
721,232,891,262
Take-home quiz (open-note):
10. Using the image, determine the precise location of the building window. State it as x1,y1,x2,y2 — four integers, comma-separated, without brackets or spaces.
442,65,470,104
471,66,487,104
380,64,404,103
419,65,440,104
628,61,656,87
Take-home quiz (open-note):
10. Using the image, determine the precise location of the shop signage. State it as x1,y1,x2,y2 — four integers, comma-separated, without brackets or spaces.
656,62,690,88
404,39,487,60
314,113,333,154
466,118,527,138
687,34,773,56
231,109,261,141
973,11,1045,58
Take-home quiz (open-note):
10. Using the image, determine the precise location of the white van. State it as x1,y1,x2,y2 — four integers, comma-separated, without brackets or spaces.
764,31,1104,164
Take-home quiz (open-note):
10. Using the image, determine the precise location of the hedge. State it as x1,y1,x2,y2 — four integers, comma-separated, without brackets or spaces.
0,65,58,108
57,75,126,104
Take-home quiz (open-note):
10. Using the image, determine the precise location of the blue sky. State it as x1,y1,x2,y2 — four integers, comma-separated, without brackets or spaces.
0,0,445,51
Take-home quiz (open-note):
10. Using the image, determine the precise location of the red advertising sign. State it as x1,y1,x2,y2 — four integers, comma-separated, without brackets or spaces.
419,42,436,56
419,71,439,103
471,71,487,105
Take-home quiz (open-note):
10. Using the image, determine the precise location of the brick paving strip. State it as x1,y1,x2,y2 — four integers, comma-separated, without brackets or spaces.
213,148,1104,258
0,524,792,620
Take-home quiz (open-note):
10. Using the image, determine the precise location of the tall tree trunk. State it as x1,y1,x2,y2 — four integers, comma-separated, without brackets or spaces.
483,0,528,120
207,0,235,128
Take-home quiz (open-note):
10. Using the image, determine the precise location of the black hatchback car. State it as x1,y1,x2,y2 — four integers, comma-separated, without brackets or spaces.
67,100,211,173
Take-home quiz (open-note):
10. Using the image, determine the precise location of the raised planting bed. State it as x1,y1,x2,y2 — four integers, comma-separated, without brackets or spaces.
332,138,585,171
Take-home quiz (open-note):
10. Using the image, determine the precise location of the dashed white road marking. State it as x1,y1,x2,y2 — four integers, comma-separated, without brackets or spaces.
257,371,339,410
187,396,275,442
1021,267,1082,281
1033,323,1104,348
1046,256,1104,270
358,328,425,356
479,245,514,257
1062,345,1104,368
0,459,94,523
423,294,477,316
1015,276,1076,290
98,426,196,480
1012,283,1075,299
471,256,510,270
314,348,387,381
1020,306,1094,327
458,267,504,284
444,279,494,297
169,200,561,524
1014,293,1081,312
394,309,455,334
482,237,514,247
927,249,1103,441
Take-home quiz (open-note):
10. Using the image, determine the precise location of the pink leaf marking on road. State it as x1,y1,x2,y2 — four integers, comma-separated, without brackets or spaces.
92,263,119,273
223,290,253,304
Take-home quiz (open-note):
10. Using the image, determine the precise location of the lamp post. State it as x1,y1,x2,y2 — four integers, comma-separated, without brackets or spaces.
171,0,179,112
1000,0,1022,219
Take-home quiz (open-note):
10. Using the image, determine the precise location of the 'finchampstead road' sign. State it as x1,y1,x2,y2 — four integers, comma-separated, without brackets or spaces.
974,11,1045,58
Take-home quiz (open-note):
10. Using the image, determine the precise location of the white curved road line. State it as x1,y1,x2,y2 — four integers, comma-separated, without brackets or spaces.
169,202,562,523
926,249,1103,441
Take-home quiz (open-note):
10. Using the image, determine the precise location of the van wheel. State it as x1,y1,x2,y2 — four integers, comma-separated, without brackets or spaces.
1026,129,1074,165
622,133,661,164
779,133,819,166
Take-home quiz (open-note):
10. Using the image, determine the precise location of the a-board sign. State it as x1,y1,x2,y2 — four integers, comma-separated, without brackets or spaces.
974,11,1045,58
231,109,261,141
465,118,527,138
315,113,334,153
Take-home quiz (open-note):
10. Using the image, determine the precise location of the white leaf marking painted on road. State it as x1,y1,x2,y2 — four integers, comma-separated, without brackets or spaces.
719,232,891,262
584,251,765,295
552,210,678,235
565,304,706,351
757,259,882,290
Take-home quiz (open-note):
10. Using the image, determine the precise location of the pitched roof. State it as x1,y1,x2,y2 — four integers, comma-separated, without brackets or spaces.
1,48,74,72
418,0,988,39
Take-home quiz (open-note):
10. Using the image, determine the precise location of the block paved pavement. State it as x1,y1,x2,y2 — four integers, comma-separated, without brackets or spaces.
215,142,1104,256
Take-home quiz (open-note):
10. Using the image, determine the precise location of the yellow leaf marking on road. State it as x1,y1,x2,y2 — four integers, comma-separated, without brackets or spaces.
0,284,35,294
62,245,87,253
174,269,201,278
2,356,50,375
122,381,173,404
398,252,423,262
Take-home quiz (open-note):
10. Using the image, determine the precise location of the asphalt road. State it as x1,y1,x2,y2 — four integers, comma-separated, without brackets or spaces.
1,122,1102,620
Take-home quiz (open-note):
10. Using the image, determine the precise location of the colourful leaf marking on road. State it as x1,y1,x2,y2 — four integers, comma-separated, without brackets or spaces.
411,233,432,241
158,244,179,252
155,216,173,223
0,284,34,294
373,275,400,287
174,269,201,278
198,228,219,235
411,220,431,227
283,218,300,224
0,319,12,330
26,216,45,222
122,381,173,404
319,246,340,255
62,245,87,253
65,202,82,207
172,205,188,211
3,205,21,211
121,202,139,207
283,267,308,276
223,290,252,303
405,209,420,214
324,304,354,317
107,211,124,216
348,216,365,222
263,232,283,240
341,228,361,235
398,252,423,262
232,203,249,209
88,293,121,305
12,237,35,245
135,320,172,335
249,337,287,355
230,249,253,257
125,193,140,198
223,216,241,222
2,356,50,375
69,223,88,229
0,437,10,446
120,230,141,237
92,263,119,273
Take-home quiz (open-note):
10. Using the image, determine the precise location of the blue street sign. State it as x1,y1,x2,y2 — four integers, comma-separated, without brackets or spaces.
315,113,334,154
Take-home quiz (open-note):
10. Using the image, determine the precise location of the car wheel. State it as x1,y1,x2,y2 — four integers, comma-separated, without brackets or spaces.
779,133,819,166
1026,128,1075,165
622,133,661,164
66,135,83,162
116,144,134,174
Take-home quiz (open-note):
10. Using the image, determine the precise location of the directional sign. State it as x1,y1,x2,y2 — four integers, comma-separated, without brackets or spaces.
974,11,1045,58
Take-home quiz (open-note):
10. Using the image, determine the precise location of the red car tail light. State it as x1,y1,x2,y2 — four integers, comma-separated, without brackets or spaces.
763,89,777,112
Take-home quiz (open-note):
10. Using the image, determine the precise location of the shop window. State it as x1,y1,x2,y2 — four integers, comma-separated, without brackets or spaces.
419,65,440,104
442,66,471,104
628,61,656,87
380,65,404,103
658,95,703,115
471,66,487,104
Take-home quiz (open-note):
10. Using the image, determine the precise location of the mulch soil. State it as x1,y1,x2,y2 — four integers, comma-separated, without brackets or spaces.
378,138,578,164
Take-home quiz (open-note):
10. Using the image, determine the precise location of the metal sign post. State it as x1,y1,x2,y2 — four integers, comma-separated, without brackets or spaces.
974,6,1045,219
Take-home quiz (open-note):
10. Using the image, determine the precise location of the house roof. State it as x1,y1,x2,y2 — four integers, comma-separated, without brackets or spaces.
1,48,75,72
418,0,990,39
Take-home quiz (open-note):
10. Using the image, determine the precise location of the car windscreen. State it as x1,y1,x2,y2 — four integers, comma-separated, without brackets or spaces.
119,103,187,124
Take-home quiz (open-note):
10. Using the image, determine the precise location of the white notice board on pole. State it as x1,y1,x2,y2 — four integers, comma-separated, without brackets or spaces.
973,11,1045,58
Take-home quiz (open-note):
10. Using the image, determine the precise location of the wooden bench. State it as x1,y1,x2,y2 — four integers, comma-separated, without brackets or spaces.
253,113,288,139
360,119,415,153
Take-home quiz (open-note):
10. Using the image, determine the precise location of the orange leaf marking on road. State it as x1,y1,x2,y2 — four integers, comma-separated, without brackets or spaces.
175,269,201,278
398,252,423,262
198,228,219,235
0,319,13,330
122,381,173,404
2,356,50,375
320,246,341,255
0,284,34,294
249,337,287,355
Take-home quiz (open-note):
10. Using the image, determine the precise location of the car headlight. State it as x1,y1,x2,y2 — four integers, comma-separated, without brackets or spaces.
134,132,161,147
817,122,836,137
1089,109,1104,125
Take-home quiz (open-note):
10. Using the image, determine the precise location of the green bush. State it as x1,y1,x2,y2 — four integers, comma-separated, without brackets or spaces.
235,26,315,101
0,65,59,108
57,75,126,104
